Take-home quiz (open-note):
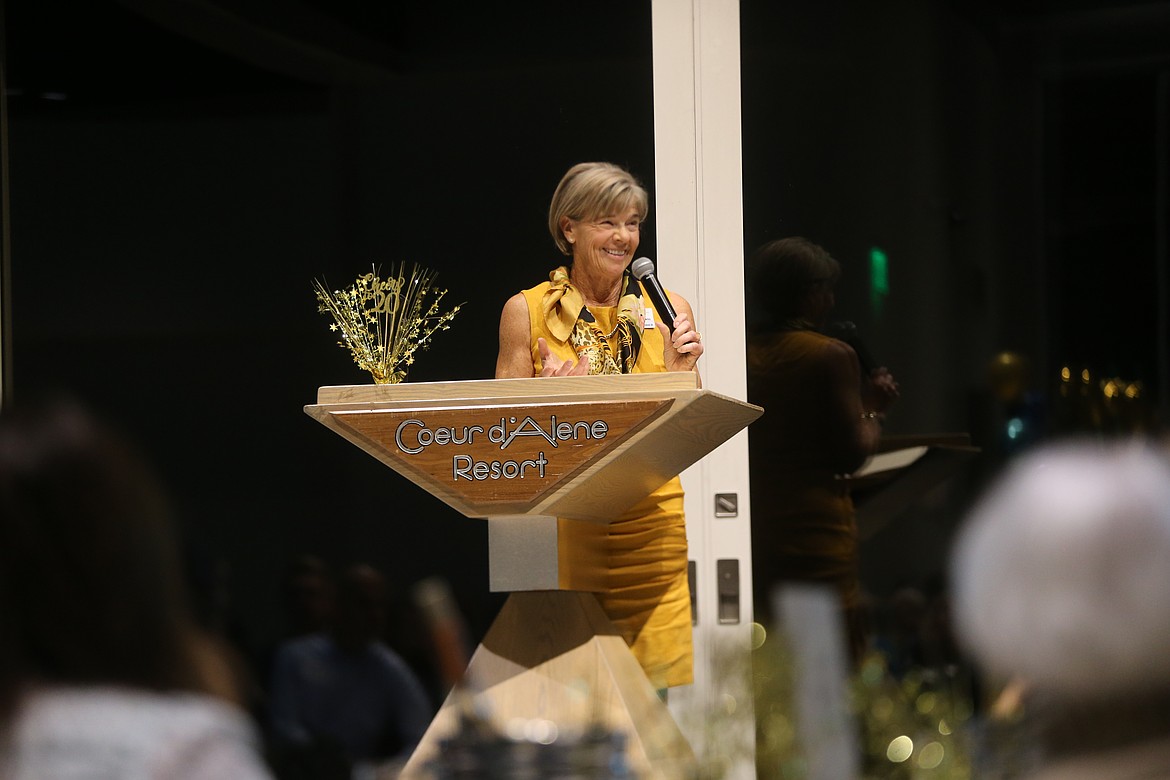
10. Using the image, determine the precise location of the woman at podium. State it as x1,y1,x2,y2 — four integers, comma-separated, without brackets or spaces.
494,162,704,690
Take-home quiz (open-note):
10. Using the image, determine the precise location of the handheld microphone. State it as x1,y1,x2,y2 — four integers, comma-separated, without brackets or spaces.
630,257,678,326
824,320,878,375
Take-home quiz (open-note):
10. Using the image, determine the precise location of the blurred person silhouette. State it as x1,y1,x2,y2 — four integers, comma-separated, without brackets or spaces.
951,440,1170,779
256,555,337,676
746,236,899,663
281,554,337,639
0,398,273,779
183,540,270,730
268,563,433,776
382,576,446,711
254,554,339,751
411,577,472,701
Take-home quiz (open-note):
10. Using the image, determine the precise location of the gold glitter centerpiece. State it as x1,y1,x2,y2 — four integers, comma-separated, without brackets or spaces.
314,263,462,384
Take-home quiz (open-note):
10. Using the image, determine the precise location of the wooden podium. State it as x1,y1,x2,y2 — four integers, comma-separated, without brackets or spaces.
305,372,762,778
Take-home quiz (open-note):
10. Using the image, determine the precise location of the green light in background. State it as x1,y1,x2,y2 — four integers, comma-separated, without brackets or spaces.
869,247,889,318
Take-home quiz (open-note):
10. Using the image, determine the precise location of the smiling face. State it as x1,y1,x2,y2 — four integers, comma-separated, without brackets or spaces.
547,162,649,258
562,208,642,280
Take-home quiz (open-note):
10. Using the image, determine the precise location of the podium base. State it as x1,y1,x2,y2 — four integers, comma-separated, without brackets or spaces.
400,591,696,779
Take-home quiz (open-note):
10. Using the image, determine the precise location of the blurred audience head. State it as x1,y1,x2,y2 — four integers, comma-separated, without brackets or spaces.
0,398,220,714
282,554,335,637
332,563,389,651
748,236,842,324
951,439,1170,701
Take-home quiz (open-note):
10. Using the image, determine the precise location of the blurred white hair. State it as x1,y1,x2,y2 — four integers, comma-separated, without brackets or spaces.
951,439,1170,699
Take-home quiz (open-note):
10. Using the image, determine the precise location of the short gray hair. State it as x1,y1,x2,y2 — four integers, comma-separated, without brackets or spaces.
548,162,649,256
951,440,1170,698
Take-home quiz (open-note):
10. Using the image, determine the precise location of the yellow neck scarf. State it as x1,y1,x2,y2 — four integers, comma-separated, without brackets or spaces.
540,266,645,374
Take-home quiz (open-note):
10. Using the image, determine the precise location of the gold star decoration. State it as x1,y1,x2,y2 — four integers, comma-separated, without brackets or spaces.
313,262,462,384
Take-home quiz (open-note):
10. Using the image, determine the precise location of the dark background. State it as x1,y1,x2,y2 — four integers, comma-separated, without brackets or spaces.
3,0,1168,675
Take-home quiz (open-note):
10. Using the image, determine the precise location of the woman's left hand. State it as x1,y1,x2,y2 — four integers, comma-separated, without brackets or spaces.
658,311,704,373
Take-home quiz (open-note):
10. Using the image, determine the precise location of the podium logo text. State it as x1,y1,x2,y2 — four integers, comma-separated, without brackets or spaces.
395,415,610,482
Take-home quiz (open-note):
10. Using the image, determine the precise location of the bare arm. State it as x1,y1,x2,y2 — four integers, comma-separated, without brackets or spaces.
495,294,589,379
656,291,704,384
495,293,535,379
822,339,883,474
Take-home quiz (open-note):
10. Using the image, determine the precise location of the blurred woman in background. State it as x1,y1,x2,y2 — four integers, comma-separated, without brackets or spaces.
747,236,899,662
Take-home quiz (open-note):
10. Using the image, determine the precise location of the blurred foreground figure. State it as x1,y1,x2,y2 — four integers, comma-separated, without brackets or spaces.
0,400,273,779
951,439,1170,779
269,563,433,776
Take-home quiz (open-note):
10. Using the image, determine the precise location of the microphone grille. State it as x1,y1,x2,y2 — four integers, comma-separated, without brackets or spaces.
630,257,655,280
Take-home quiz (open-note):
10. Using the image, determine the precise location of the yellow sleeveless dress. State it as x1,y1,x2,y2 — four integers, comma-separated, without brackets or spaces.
520,280,694,689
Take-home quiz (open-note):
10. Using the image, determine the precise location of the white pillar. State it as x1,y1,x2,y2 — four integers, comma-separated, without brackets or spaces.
652,1,756,776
